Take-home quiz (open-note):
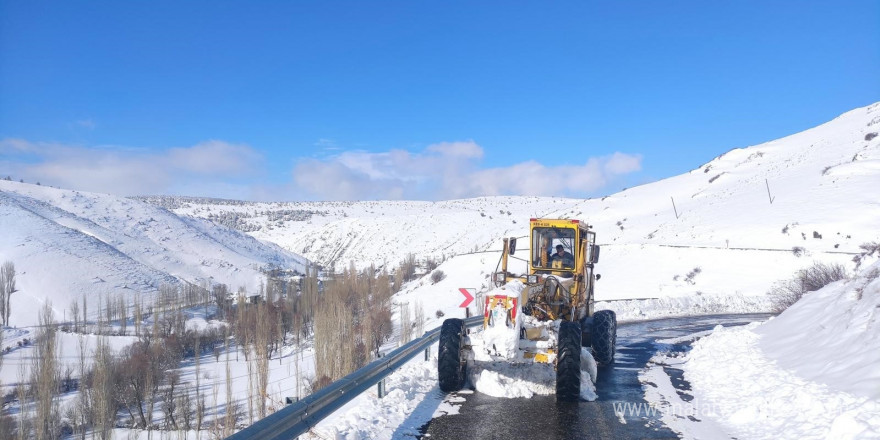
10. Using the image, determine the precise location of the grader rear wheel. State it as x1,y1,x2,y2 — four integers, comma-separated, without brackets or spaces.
438,318,467,392
591,310,617,365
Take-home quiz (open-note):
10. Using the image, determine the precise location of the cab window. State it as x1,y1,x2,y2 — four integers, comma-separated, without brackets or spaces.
531,227,576,269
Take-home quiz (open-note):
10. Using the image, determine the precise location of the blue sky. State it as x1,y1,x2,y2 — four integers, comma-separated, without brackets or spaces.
1,1,878,200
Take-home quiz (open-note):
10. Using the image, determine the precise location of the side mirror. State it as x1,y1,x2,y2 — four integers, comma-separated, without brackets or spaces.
591,245,600,264
596,274,601,280
509,237,517,255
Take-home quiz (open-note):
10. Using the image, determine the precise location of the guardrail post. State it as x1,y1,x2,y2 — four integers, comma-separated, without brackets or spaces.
424,346,430,361
377,352,386,399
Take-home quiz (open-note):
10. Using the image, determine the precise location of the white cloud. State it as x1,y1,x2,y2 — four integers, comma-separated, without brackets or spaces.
0,138,262,196
1,137,642,201
426,140,484,159
604,152,643,175
167,140,262,175
75,119,96,130
0,138,38,153
292,141,642,200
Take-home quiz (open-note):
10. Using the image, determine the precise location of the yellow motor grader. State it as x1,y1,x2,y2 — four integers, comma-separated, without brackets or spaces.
438,218,616,401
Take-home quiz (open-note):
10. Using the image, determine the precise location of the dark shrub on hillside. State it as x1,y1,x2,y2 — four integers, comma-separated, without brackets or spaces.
431,270,446,284
853,242,880,270
770,262,847,313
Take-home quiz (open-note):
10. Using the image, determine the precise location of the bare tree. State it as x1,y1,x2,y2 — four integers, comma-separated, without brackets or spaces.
69,299,80,333
104,293,113,333
114,340,164,429
16,362,30,440
0,261,15,325
0,326,8,438
133,295,142,337
210,383,220,438
74,334,88,440
414,301,425,338
118,294,128,335
254,302,272,419
176,384,194,431
314,278,356,384
89,336,116,440
194,329,201,396
162,371,181,430
64,395,88,440
33,303,59,440
393,253,417,292
81,295,88,333
195,392,206,433
224,330,235,437
399,303,412,344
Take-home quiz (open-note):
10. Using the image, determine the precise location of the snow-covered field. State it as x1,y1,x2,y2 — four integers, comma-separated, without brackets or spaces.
0,102,878,439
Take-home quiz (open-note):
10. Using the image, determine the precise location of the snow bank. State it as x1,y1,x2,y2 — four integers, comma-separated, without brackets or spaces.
599,291,774,322
679,260,880,439
757,262,880,400
305,351,468,440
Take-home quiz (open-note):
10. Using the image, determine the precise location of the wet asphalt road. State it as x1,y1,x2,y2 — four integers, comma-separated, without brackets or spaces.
418,314,771,440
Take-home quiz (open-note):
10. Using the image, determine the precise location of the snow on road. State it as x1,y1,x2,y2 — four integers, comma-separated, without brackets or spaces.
303,349,464,440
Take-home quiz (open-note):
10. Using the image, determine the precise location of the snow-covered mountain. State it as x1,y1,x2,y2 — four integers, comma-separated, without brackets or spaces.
2,102,877,325
0,103,877,439
0,182,308,326
145,102,880,305
135,196,581,271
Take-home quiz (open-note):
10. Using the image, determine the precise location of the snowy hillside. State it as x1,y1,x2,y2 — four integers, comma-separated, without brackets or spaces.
0,182,308,326
136,196,582,270
653,257,880,439
145,102,880,308
0,103,875,440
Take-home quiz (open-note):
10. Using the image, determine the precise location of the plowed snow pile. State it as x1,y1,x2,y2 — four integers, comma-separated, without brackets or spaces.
681,259,880,439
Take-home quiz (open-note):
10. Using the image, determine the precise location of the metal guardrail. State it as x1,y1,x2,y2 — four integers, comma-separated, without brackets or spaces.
227,315,483,440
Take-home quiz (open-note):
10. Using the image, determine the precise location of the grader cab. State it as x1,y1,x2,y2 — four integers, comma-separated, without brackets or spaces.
438,219,617,401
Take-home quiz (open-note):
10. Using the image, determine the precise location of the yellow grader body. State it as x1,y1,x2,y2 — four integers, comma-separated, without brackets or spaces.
478,218,601,365
439,218,615,401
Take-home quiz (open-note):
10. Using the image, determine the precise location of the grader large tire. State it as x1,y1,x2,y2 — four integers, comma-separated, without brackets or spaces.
438,318,467,392
556,321,582,402
591,310,617,365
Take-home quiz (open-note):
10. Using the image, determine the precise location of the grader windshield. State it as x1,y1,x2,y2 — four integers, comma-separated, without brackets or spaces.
531,227,577,271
